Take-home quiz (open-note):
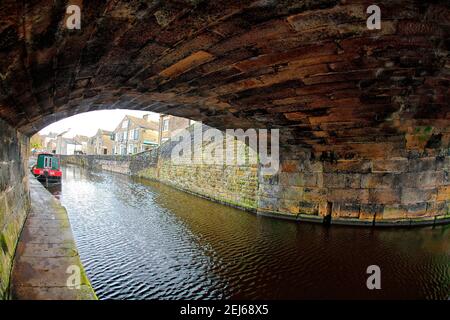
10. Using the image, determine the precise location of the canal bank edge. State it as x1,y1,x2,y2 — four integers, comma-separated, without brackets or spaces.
9,176,97,300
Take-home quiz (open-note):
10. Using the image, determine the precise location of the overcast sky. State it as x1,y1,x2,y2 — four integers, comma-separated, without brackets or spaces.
39,110,160,138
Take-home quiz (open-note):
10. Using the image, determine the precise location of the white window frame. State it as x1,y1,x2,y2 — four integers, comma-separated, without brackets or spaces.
129,129,134,140
162,119,169,132
44,156,52,168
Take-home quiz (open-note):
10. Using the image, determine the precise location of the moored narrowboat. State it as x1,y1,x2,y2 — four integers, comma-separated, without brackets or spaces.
32,153,62,184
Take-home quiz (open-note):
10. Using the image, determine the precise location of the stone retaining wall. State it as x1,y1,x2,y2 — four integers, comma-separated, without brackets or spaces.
259,147,450,226
62,125,450,227
0,118,30,299
61,154,132,175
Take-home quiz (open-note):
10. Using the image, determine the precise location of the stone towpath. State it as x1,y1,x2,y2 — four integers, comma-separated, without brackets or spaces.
10,177,96,299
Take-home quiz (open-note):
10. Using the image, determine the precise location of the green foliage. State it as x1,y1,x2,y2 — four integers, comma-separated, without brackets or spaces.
31,142,42,149
0,233,8,253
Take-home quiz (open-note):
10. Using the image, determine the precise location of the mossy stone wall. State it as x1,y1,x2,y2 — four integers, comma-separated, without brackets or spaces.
0,119,30,299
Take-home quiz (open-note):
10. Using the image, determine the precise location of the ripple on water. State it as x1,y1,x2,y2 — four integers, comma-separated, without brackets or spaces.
57,165,450,300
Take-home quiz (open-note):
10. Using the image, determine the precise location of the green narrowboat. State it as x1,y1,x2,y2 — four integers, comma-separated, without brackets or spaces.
32,153,62,184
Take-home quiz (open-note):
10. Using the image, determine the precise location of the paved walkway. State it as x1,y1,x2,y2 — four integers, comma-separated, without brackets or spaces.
10,177,96,300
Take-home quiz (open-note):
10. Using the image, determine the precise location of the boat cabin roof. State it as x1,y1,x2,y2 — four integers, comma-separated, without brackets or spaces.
37,153,57,157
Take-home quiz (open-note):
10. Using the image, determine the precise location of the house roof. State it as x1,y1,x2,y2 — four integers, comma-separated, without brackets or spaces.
99,129,113,135
127,115,159,131
45,132,58,138
74,135,89,142
89,129,113,140
113,115,159,132
62,138,81,145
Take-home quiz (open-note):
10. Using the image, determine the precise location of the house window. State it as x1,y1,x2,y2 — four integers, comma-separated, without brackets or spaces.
133,146,138,154
134,129,139,140
122,120,129,129
128,144,134,154
162,119,169,132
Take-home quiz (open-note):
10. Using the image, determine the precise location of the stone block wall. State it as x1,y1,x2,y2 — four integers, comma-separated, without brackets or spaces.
156,161,258,211
151,125,258,210
62,155,132,175
0,119,30,299
258,144,450,225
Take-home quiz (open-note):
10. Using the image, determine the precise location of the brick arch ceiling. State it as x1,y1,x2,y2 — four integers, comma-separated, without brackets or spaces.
0,0,449,158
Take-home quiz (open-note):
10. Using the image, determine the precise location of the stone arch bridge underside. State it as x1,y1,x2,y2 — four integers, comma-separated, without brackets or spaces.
1,0,450,224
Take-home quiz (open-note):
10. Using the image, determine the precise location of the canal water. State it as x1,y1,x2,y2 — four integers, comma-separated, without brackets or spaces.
49,165,449,299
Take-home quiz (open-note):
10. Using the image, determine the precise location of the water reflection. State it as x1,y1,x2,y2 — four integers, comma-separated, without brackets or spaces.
45,183,61,200
53,165,449,300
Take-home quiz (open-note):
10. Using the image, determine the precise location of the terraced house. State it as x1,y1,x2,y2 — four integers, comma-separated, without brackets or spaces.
158,114,196,145
88,129,113,155
112,115,159,155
